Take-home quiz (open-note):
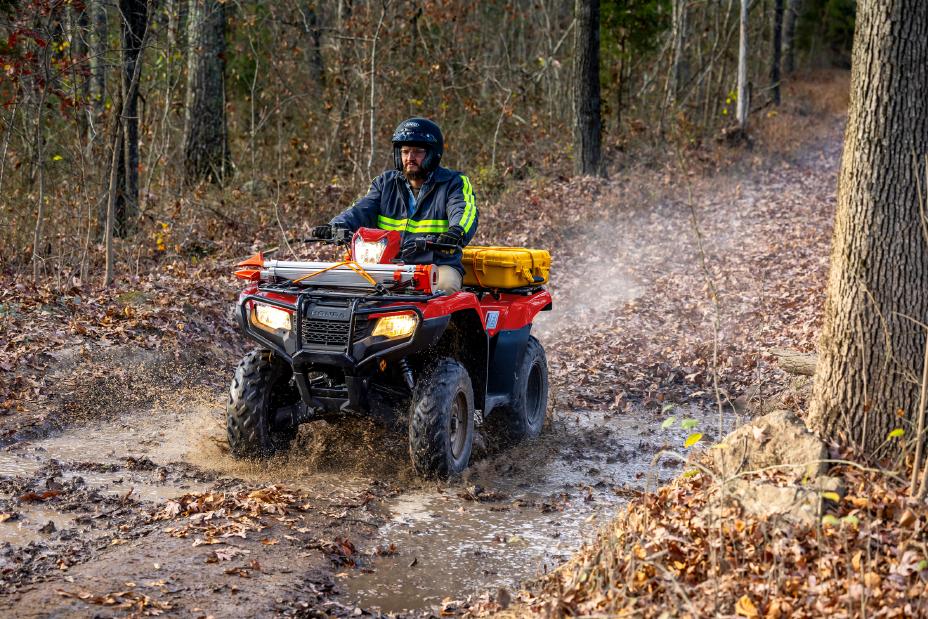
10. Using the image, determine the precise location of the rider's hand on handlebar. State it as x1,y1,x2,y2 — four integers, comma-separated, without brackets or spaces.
400,240,418,262
312,224,334,240
436,225,464,254
312,224,349,242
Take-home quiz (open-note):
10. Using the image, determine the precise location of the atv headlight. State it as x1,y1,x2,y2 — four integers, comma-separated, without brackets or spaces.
372,313,418,339
251,303,292,332
353,237,388,264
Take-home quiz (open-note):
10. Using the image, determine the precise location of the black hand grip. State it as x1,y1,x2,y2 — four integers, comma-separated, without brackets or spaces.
332,227,352,243
414,238,459,252
300,228,352,245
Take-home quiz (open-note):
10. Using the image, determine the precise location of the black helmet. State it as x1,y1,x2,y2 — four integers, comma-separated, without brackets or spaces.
392,117,443,174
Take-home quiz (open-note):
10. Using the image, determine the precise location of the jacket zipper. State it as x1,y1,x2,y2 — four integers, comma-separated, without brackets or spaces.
399,177,438,237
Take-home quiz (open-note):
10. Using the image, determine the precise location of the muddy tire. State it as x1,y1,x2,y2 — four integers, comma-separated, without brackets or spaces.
408,358,475,477
496,336,548,443
227,349,299,458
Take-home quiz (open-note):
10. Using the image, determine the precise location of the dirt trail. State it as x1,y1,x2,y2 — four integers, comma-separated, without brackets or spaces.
0,123,842,617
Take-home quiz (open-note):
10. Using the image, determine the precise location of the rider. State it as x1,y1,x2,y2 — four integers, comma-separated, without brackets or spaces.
312,118,478,293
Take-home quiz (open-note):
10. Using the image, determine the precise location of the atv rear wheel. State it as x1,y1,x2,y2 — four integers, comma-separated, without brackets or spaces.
227,349,300,458
496,336,548,443
408,358,475,477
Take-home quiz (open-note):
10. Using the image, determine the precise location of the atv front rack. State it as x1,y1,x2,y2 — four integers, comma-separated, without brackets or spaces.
261,260,436,294
257,280,444,302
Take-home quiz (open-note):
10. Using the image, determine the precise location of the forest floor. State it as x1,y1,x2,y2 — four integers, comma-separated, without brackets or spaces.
0,74,855,617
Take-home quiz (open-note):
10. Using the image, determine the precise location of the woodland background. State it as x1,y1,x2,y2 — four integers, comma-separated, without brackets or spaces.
0,0,855,284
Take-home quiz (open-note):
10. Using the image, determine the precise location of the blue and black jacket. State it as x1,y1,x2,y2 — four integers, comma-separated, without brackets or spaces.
330,167,478,275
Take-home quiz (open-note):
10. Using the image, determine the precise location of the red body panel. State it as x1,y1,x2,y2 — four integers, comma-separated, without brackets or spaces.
477,290,553,335
246,284,550,335
404,289,552,334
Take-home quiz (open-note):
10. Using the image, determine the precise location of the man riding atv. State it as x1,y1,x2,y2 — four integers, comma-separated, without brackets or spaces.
227,117,551,478
312,117,477,294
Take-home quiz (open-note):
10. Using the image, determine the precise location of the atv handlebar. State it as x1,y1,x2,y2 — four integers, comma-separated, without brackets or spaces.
302,227,353,245
413,237,461,253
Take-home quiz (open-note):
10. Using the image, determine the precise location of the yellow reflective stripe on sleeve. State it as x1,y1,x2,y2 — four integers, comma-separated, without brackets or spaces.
459,175,476,233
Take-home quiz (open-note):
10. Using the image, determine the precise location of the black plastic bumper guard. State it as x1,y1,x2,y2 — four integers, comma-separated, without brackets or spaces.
239,290,449,415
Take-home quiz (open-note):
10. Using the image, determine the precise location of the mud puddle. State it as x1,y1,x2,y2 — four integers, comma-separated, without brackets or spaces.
0,386,732,615
0,402,395,548
345,404,731,613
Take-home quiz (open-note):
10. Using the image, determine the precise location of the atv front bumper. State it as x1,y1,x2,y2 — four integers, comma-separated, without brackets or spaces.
238,291,449,414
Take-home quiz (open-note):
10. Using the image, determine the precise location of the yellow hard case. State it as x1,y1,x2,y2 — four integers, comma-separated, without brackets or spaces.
461,246,551,289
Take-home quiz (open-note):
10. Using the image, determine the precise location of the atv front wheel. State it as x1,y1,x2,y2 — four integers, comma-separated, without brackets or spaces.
496,336,548,443
227,349,300,458
408,358,475,477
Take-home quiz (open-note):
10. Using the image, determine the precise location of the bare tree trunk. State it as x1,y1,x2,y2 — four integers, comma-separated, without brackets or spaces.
298,2,324,88
367,3,387,180
115,0,149,235
89,0,108,117
167,0,188,52
770,0,784,105
183,0,230,185
104,99,123,287
69,4,91,123
31,42,51,284
736,0,750,131
783,0,802,74
665,0,688,112
573,0,601,176
809,0,928,454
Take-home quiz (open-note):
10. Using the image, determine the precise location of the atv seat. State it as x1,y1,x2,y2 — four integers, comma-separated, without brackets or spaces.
461,246,550,290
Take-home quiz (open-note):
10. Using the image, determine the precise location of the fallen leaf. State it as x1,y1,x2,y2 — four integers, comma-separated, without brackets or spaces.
735,594,759,618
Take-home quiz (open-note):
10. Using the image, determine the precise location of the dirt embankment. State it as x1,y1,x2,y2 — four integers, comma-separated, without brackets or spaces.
0,72,851,616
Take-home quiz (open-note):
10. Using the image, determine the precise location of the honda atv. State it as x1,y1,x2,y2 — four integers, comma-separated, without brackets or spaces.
226,227,552,477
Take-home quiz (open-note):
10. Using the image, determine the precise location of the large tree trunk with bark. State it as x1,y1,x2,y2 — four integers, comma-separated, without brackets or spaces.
573,0,601,176
184,0,230,185
809,0,928,454
115,0,148,236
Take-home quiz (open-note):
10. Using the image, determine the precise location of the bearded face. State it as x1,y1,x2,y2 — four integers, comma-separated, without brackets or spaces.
400,145,428,181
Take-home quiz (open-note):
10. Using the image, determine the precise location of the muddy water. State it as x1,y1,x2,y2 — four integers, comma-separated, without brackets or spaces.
344,404,728,613
0,409,215,546
0,386,729,614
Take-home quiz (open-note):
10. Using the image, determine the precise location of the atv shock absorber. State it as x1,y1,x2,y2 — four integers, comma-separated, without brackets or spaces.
398,359,415,391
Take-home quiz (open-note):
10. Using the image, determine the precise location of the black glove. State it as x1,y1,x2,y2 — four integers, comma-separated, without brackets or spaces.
312,224,349,241
312,224,334,240
436,225,464,254
400,240,419,262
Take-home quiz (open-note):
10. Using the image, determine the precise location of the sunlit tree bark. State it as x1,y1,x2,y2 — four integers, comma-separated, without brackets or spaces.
809,0,928,453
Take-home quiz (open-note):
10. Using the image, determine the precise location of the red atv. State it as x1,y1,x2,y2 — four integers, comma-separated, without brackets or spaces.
227,227,552,477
